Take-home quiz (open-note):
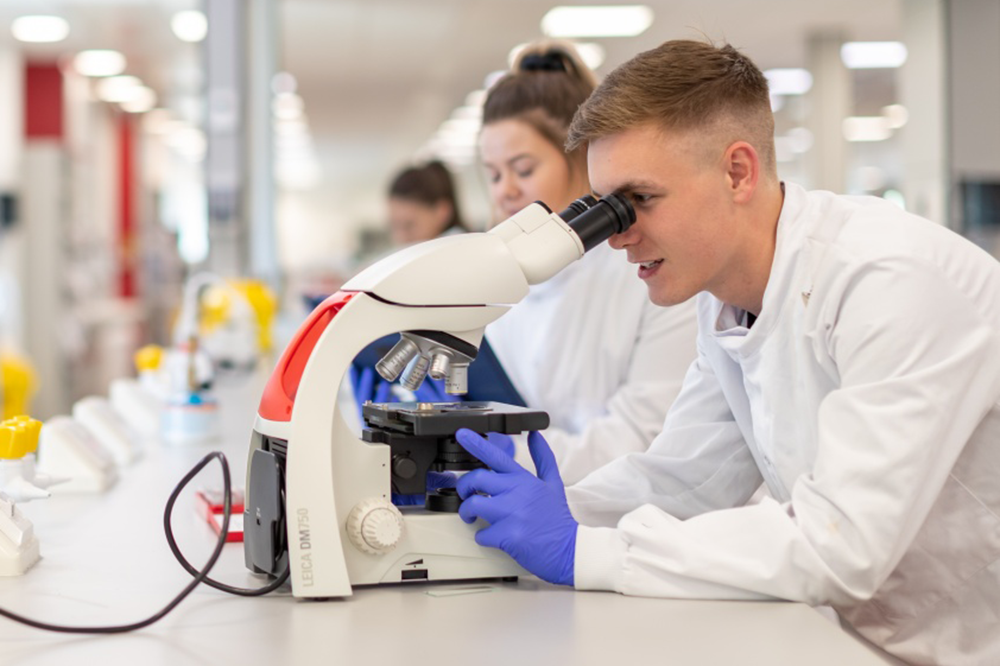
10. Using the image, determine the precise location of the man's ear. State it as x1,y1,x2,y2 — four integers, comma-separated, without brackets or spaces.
725,141,760,203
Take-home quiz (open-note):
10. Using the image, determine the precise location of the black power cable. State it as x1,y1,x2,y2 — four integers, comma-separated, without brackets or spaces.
0,451,289,633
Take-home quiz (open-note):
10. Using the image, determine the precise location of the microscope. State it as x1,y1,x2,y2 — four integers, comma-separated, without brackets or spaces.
244,193,634,598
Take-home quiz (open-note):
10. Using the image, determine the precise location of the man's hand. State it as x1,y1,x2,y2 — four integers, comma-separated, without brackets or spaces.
455,429,578,586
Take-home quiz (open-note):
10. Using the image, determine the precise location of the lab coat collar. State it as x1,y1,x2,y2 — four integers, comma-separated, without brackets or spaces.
711,181,806,357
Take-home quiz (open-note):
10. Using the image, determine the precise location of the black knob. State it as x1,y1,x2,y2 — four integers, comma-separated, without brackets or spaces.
392,455,417,480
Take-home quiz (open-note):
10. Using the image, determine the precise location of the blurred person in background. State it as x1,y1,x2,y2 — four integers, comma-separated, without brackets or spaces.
386,160,468,246
304,160,466,313
475,41,698,484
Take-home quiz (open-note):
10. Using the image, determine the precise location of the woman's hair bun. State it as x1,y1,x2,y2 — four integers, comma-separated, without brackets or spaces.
519,51,568,73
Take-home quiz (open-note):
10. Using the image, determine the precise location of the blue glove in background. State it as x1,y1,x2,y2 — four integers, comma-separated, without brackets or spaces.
392,471,457,506
351,364,460,422
349,365,393,420
411,376,452,403
455,429,578,586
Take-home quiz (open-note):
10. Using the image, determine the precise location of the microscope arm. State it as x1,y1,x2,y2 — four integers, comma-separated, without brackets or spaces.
343,202,585,308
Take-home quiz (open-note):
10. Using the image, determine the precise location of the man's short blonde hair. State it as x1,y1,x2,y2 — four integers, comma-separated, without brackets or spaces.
567,40,776,175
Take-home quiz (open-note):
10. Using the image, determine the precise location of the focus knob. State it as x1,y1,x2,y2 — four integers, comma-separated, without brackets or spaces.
347,498,404,555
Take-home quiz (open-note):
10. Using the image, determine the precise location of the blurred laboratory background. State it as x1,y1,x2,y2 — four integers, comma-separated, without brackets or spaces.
0,0,996,419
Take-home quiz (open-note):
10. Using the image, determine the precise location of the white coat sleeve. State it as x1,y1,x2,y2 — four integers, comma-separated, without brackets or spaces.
541,297,700,485
574,258,1000,605
566,332,763,528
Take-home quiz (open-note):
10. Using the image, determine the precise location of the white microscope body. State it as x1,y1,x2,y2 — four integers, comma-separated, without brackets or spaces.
245,196,633,598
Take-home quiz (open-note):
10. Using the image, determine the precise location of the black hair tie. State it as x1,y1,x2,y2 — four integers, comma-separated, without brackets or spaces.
520,52,567,73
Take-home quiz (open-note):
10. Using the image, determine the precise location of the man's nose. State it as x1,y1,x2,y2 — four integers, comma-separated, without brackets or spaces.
608,223,637,250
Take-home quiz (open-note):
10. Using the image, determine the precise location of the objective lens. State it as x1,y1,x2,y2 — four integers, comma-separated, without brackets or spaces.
428,350,452,380
560,193,635,252
376,336,420,382
400,353,430,391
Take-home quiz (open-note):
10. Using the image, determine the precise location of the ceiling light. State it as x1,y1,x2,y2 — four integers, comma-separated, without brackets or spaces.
842,116,892,142
451,106,482,121
271,71,297,95
483,70,506,89
435,133,478,149
272,92,304,120
882,189,906,210
167,127,207,161
275,132,311,150
96,75,143,103
440,118,481,135
541,5,653,38
11,15,70,43
786,127,814,153
171,10,208,43
120,87,157,113
274,118,309,137
465,90,487,107
73,50,127,77
840,42,907,69
142,109,175,134
764,68,813,96
882,104,909,129
434,132,478,151
277,166,322,191
774,137,795,163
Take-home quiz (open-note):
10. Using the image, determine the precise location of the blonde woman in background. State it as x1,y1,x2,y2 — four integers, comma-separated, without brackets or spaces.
478,41,698,484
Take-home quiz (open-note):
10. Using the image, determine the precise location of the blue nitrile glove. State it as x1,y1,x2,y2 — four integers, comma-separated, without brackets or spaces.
392,471,457,506
455,429,578,586
486,432,515,457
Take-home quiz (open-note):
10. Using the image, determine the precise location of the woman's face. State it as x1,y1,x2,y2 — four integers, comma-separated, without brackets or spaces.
387,197,451,245
479,118,588,224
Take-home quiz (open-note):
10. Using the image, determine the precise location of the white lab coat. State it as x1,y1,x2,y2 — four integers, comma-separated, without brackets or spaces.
568,183,1000,666
486,242,698,485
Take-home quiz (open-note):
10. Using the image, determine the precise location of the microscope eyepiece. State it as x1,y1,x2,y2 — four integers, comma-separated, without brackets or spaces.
557,194,599,222
559,193,635,252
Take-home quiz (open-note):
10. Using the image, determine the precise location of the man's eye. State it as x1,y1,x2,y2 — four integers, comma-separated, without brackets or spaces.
631,193,652,205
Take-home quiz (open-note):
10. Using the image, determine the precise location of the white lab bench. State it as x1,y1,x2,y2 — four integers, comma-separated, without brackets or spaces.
0,372,891,666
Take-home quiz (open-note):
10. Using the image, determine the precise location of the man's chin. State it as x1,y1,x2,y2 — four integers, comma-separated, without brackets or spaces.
647,285,692,308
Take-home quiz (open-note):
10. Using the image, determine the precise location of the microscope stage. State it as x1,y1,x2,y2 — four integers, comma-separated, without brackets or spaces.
361,401,549,437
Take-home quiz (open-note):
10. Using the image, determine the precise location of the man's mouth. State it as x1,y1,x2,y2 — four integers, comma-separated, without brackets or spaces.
636,259,663,279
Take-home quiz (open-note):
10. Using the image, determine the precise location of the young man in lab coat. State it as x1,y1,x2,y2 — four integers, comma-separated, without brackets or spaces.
453,40,1000,666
